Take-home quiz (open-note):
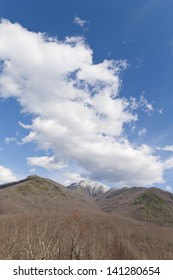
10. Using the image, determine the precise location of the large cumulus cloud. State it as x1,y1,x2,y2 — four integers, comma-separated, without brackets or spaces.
0,19,172,186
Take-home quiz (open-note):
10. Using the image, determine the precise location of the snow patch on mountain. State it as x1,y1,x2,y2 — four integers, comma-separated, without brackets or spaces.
68,180,110,196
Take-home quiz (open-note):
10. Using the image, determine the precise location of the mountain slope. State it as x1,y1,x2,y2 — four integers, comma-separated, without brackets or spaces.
96,186,173,223
0,175,98,214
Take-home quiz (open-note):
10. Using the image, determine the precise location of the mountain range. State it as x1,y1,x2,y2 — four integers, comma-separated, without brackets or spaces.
0,175,173,260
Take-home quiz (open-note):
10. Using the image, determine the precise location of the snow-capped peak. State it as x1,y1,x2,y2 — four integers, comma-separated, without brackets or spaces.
68,180,110,196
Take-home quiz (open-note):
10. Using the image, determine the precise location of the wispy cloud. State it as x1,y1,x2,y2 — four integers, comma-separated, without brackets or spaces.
138,128,147,137
5,137,17,144
74,16,88,28
130,93,154,114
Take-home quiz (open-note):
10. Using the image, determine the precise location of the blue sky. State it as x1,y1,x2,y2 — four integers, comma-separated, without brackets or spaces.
0,0,173,191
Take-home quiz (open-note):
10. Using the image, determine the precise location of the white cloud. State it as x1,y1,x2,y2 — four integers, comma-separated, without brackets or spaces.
165,185,173,193
159,145,173,152
139,94,154,112
5,137,17,144
138,128,147,137
64,172,87,186
27,156,67,170
0,165,17,183
131,125,136,132
0,19,172,186
158,108,163,114
29,168,36,173
74,16,88,27
130,93,154,113
163,158,173,169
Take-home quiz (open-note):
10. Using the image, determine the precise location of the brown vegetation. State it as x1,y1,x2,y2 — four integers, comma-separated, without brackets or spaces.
0,176,173,259
0,210,173,259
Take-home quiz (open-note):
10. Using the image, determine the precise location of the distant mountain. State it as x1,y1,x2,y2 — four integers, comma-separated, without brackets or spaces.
68,180,110,196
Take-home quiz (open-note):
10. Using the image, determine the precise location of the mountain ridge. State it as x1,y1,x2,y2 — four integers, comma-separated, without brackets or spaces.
1,175,173,224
